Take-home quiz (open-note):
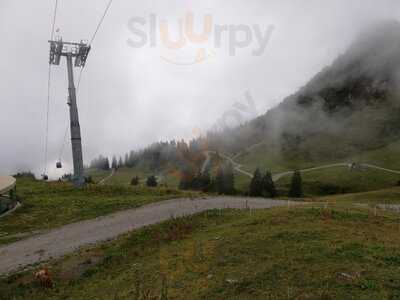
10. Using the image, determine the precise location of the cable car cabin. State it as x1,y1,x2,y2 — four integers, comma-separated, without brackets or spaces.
56,162,62,169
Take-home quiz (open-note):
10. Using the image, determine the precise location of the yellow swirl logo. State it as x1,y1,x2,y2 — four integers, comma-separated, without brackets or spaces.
127,13,274,66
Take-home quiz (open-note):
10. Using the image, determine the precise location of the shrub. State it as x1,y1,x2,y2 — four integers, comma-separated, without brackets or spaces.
131,176,140,186
146,175,158,187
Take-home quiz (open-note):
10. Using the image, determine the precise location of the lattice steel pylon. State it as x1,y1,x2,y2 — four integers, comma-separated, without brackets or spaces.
49,37,91,187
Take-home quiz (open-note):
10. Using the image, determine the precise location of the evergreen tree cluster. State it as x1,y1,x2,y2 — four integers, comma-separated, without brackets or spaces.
89,139,207,174
179,163,235,195
179,169,211,191
249,168,277,198
89,155,110,171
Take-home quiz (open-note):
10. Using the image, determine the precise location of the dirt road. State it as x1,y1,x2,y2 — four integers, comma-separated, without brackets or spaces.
0,196,297,275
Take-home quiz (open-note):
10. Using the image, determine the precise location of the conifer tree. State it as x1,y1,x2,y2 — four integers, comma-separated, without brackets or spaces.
215,166,225,194
289,170,303,198
118,157,124,168
104,157,111,170
200,170,211,192
249,168,263,197
179,168,195,190
223,163,235,195
262,171,277,198
111,156,118,169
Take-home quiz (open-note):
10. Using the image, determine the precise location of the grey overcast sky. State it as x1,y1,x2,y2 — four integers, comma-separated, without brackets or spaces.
1,0,399,177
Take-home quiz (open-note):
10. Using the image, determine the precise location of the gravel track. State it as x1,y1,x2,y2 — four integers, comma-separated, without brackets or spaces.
0,196,298,275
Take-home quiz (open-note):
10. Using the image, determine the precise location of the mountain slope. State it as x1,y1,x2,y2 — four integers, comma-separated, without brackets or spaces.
207,21,400,161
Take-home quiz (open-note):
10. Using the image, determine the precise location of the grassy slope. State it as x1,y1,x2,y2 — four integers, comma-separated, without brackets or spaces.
86,141,400,195
0,178,199,245
87,167,181,188
3,204,400,299
277,168,400,196
318,186,400,205
234,140,400,195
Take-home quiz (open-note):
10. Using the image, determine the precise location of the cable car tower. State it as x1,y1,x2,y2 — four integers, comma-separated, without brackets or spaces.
48,38,91,187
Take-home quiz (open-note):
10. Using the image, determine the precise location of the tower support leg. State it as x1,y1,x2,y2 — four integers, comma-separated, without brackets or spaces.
66,54,85,187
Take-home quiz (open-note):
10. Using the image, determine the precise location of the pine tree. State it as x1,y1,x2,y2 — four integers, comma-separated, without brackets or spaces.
192,172,202,190
289,170,303,198
262,171,277,198
104,157,111,170
179,168,195,190
200,171,211,192
215,166,225,194
223,163,235,195
118,157,124,168
249,168,263,197
111,156,118,169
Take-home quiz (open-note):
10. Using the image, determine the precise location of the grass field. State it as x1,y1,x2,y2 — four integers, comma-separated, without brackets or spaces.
317,186,400,205
87,167,182,188
231,140,400,195
84,141,400,196
276,167,400,197
0,177,199,245
236,140,400,174
3,204,400,299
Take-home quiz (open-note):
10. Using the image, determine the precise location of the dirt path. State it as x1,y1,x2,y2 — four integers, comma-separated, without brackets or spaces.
272,163,350,182
211,148,400,183
0,197,298,276
361,164,400,175
98,169,115,185
200,151,254,178
201,151,212,174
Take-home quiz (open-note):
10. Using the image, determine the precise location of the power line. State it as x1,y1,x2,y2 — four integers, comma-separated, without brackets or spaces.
43,0,59,176
89,0,114,45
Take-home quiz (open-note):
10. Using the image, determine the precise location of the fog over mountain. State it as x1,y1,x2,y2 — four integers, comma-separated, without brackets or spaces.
1,0,400,177
206,21,400,161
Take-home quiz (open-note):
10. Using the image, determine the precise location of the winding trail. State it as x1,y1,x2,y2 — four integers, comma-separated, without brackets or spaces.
220,153,254,177
200,151,254,178
98,168,115,185
202,150,400,183
0,196,297,276
201,151,212,174
272,163,350,182
361,163,400,175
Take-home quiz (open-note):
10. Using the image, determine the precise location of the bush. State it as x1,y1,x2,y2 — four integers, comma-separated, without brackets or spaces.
13,172,35,179
131,176,140,186
85,176,94,184
146,175,158,187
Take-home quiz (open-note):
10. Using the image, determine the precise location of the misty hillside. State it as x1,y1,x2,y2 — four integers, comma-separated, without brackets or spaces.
89,21,400,181
208,21,400,161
